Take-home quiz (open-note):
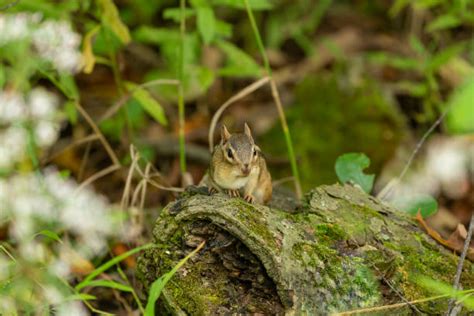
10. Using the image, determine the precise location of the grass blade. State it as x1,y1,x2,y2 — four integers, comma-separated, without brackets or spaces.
75,243,154,291
145,241,205,316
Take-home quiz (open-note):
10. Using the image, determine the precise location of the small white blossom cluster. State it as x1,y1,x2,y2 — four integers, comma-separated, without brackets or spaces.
380,136,473,202
0,88,61,170
0,169,121,315
0,168,114,256
0,12,81,73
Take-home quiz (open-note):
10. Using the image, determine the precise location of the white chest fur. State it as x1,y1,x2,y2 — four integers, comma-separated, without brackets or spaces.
213,164,260,190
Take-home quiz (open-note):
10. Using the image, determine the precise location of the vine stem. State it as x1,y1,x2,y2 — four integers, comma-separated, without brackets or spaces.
243,0,302,198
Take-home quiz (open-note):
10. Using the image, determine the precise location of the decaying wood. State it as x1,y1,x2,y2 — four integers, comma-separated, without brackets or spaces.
137,184,474,315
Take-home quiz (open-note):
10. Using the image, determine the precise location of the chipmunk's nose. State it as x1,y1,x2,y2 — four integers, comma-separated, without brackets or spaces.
242,164,250,176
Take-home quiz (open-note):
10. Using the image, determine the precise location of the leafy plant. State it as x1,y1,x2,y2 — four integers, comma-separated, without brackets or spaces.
445,76,474,134
417,276,474,311
391,194,438,218
335,153,375,193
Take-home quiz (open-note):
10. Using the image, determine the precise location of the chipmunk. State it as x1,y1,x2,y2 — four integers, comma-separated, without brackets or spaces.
201,123,272,204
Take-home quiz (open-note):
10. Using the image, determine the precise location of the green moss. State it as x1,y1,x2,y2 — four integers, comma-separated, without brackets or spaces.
291,237,381,312
314,223,348,241
232,199,279,250
166,260,227,315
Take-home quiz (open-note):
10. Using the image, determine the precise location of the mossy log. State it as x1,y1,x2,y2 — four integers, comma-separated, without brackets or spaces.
137,184,474,315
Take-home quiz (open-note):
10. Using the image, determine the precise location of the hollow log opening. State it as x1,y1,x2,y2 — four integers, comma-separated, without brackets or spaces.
153,220,284,315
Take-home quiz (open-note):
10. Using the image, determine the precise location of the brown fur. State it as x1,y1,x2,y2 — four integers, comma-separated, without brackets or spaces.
200,124,272,204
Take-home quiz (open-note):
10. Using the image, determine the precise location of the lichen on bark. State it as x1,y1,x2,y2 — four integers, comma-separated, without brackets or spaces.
137,184,474,315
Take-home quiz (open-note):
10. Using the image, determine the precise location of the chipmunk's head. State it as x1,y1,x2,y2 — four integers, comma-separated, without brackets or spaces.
220,123,260,176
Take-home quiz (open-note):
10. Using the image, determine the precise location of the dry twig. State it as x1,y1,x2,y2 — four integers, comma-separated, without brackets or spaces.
208,76,270,150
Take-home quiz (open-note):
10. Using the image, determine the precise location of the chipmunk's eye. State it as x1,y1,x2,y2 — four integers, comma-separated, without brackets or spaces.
227,149,233,159
253,149,257,156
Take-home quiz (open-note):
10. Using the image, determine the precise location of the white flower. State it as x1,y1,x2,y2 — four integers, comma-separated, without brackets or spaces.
0,13,81,73
43,286,65,305
35,120,60,147
5,169,116,260
0,126,27,169
32,20,82,73
0,90,27,123
0,13,41,45
55,301,89,316
28,87,59,119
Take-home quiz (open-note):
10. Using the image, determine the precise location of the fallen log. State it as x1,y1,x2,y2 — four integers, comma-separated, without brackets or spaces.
137,184,474,315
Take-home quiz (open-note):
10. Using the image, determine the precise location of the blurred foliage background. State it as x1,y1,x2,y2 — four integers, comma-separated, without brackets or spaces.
0,0,473,314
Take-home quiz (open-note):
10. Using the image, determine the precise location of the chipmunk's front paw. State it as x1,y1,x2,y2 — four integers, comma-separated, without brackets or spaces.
226,189,240,198
208,187,218,195
243,194,254,203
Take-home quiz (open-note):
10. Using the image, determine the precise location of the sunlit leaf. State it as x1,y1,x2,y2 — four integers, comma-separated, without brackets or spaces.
145,242,204,316
76,243,155,291
133,26,180,45
389,0,411,16
163,8,195,22
417,276,474,310
197,7,216,44
80,279,133,292
427,14,461,32
445,76,474,134
35,230,62,243
215,19,233,38
216,40,262,77
81,26,101,74
392,194,438,218
125,82,168,126
97,0,131,44
409,35,426,56
427,43,465,72
335,153,375,193
64,100,78,125
65,293,97,301
212,0,272,10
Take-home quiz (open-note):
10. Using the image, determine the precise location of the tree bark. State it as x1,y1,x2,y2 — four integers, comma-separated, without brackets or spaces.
137,184,474,315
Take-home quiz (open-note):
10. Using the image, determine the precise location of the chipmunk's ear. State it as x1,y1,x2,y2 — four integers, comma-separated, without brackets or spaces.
221,125,231,144
244,123,254,143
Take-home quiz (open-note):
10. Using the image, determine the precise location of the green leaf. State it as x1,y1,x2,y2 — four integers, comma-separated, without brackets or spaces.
76,243,154,291
97,0,131,44
59,73,79,100
409,35,426,56
389,0,410,17
391,194,438,218
427,14,461,32
197,7,216,44
212,0,272,10
396,81,429,97
145,242,204,316
133,26,180,45
445,76,474,134
216,40,262,77
65,293,97,301
417,276,474,310
125,82,167,126
64,100,78,125
335,153,375,193
427,43,465,72
163,8,195,22
35,230,63,243
215,19,233,38
80,280,133,292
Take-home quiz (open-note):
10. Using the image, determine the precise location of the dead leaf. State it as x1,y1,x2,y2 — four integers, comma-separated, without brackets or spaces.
416,213,474,261
113,243,136,268
61,246,95,276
